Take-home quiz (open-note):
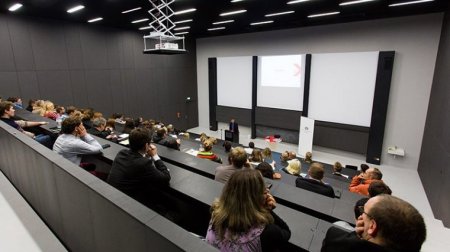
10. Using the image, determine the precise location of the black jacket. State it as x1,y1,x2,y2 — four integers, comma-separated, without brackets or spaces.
295,177,335,198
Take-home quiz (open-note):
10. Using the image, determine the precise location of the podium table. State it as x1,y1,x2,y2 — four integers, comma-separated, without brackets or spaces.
225,130,239,143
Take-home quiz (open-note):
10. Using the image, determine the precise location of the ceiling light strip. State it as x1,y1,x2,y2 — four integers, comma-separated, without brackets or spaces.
212,20,234,25
265,11,295,17
174,19,193,24
287,0,311,4
388,0,434,7
88,17,103,23
220,9,247,16
139,26,151,30
208,27,226,31
308,11,340,18
122,7,142,14
175,32,189,35
174,8,196,15
67,5,85,13
174,26,190,31
340,0,376,6
8,3,23,12
250,20,274,26
131,18,149,24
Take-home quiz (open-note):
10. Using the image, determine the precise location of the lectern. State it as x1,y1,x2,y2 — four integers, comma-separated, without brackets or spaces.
225,130,239,143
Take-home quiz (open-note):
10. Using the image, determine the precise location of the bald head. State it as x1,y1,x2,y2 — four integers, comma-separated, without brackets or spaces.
362,195,426,251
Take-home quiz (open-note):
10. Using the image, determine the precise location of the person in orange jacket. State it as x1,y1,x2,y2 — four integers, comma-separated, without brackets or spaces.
349,167,383,196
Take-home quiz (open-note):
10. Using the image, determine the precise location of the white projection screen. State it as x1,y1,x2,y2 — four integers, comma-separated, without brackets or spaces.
257,55,306,111
217,56,253,109
308,52,379,127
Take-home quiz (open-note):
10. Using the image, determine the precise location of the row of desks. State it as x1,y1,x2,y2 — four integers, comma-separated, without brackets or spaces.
14,109,361,251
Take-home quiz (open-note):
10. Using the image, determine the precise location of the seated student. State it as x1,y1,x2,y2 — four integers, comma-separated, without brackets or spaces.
26,99,36,112
0,101,52,148
53,116,102,166
7,97,23,109
249,149,263,166
360,163,369,174
223,140,232,153
88,117,118,142
215,147,248,183
244,141,255,155
166,138,181,151
349,167,383,196
81,108,94,129
354,180,392,220
288,151,297,160
322,195,426,252
304,151,313,163
197,139,222,164
295,162,335,198
332,161,349,179
32,100,45,116
206,169,291,252
107,128,171,210
43,101,58,120
55,106,68,121
105,118,116,132
262,147,275,167
280,151,290,167
122,118,136,134
282,159,301,176
256,162,282,180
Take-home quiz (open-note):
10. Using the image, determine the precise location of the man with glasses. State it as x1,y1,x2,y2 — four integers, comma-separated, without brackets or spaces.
321,194,426,252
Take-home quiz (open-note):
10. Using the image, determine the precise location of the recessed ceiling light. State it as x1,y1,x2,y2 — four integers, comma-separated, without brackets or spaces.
287,0,311,4
174,26,190,31
340,0,376,6
139,26,151,30
174,8,196,15
174,19,193,24
88,17,103,23
250,20,274,26
67,5,85,13
212,20,234,25
265,11,295,17
8,3,23,12
220,9,247,16
308,11,340,18
122,7,141,14
208,27,226,31
131,18,149,24
175,32,189,35
389,0,434,7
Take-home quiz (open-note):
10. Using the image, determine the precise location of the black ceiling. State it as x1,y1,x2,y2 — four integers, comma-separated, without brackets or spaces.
1,0,449,38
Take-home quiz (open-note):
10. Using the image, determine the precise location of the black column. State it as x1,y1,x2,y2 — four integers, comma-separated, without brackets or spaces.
208,58,218,131
251,56,258,139
366,51,395,165
302,54,312,117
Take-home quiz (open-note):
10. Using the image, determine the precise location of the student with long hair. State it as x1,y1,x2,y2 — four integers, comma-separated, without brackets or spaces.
206,169,291,251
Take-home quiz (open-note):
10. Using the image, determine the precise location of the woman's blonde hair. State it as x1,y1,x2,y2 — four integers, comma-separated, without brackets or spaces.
210,169,273,240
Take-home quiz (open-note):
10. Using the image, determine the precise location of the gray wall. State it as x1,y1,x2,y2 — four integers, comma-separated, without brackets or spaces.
418,11,450,227
0,14,198,130
196,13,443,171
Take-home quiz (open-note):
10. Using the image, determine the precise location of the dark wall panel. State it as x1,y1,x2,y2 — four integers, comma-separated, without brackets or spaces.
80,29,109,70
64,25,85,70
0,72,20,96
108,70,124,116
17,71,40,102
419,11,450,228
255,107,302,130
121,35,135,69
314,123,369,155
69,70,88,108
36,71,72,105
29,20,68,71
7,18,35,71
85,70,112,114
0,17,15,71
216,106,252,126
